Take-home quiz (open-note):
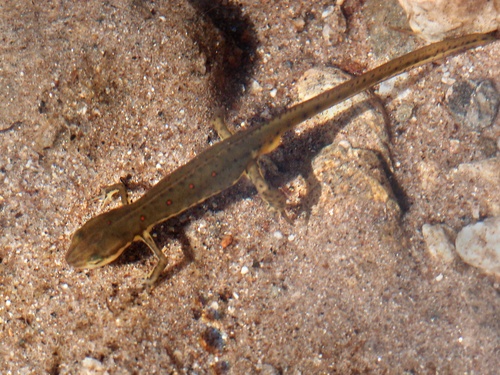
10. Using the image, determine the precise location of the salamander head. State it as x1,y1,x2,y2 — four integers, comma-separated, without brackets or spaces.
66,214,131,269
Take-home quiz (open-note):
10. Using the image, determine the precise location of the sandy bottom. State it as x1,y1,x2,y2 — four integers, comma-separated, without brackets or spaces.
1,0,499,373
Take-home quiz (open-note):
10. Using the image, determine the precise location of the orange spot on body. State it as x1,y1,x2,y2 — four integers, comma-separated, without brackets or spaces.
211,171,217,177
189,183,195,189
166,199,172,205
140,215,145,221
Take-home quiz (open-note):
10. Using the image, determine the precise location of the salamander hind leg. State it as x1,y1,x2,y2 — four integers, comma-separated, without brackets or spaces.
246,161,293,224
212,113,233,139
213,114,292,224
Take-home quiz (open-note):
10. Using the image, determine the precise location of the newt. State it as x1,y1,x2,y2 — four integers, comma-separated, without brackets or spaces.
66,31,499,284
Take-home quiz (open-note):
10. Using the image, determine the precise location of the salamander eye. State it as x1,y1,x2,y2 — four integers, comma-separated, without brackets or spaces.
88,254,105,266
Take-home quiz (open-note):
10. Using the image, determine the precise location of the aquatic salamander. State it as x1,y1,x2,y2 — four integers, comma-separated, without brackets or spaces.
66,31,499,284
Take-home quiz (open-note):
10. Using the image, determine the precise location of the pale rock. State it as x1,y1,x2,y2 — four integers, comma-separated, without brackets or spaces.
455,217,500,276
422,223,456,262
397,0,500,41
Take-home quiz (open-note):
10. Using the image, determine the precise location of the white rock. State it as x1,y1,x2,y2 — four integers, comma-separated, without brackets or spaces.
422,223,456,262
455,217,500,276
397,0,500,41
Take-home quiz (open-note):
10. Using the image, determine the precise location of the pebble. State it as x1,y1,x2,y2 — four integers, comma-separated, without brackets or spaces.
321,4,346,44
398,0,499,41
259,363,281,375
455,216,500,276
296,67,392,168
446,80,499,130
81,357,106,373
393,100,415,124
422,224,456,263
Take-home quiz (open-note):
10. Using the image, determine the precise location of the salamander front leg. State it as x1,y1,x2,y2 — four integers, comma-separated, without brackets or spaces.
99,178,131,207
139,230,168,285
213,115,292,223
